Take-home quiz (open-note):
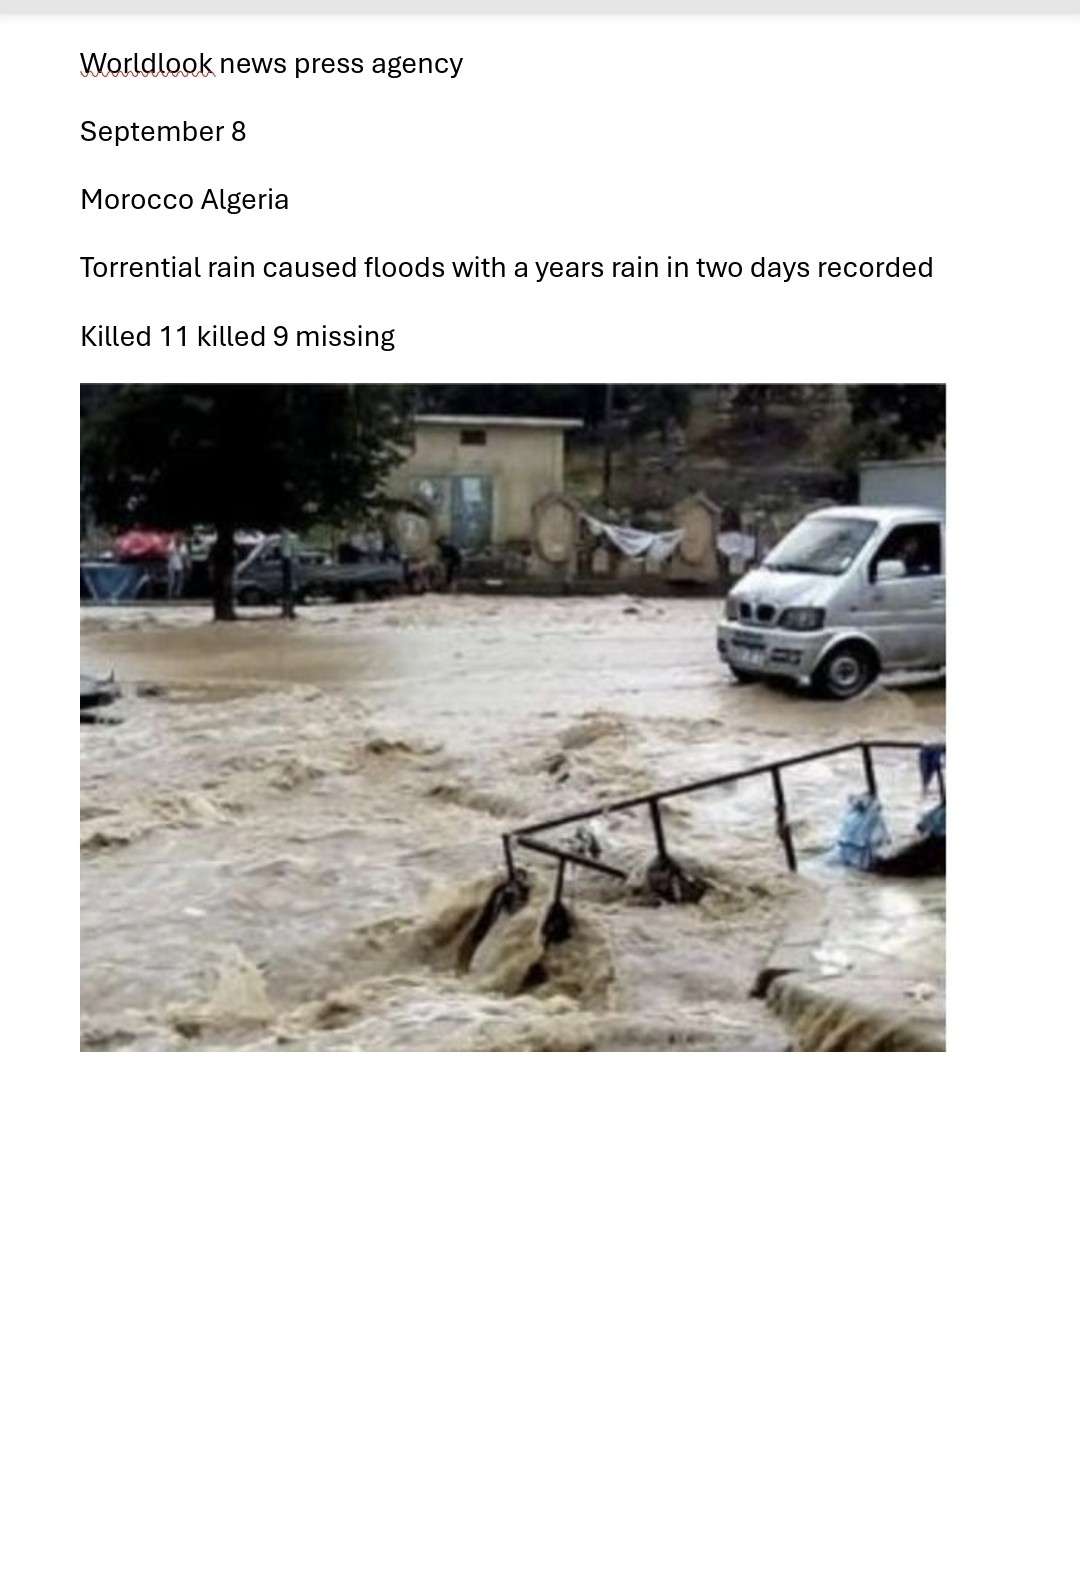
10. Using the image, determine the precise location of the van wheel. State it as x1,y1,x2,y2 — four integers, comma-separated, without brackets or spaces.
729,667,761,685
812,643,876,700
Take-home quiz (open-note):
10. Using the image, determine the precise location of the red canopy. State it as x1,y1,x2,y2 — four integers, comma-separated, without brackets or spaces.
113,529,176,562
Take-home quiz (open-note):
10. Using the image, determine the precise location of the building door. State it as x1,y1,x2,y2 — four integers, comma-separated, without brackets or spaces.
450,476,494,550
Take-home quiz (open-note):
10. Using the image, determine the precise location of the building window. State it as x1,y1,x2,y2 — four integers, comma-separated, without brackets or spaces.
460,429,487,447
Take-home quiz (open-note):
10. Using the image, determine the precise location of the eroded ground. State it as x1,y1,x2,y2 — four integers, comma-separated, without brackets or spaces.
81,596,944,1050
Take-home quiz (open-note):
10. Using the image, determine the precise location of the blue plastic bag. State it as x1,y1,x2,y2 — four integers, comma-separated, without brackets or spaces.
831,793,890,871
918,745,946,793
917,802,946,839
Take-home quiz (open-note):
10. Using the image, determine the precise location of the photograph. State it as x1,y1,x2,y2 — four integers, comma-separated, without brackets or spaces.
81,383,945,1051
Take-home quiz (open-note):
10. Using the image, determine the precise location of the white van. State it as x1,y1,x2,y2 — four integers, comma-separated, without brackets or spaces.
716,506,945,699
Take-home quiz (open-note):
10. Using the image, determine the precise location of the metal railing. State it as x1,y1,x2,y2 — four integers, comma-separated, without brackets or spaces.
500,739,945,891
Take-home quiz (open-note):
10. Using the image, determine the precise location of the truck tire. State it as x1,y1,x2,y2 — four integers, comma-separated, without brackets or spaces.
812,642,877,700
728,667,761,685
237,583,265,607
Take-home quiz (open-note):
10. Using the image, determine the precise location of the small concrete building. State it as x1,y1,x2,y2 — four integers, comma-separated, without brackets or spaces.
387,414,583,551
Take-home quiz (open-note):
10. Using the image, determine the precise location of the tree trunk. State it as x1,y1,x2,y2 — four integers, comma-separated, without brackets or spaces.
210,523,237,620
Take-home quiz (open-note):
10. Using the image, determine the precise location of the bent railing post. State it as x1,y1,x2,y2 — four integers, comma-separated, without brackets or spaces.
648,798,667,862
771,766,798,873
502,833,516,882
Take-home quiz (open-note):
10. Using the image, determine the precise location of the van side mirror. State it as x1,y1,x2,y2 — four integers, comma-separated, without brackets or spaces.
875,558,907,583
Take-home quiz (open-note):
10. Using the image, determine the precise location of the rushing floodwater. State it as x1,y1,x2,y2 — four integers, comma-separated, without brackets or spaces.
80,596,945,1050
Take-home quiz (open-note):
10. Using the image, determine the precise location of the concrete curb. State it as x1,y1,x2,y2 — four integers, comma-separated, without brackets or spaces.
753,911,945,1052
764,974,945,1052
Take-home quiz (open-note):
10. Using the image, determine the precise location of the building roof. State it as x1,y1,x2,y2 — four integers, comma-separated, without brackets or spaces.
413,414,584,431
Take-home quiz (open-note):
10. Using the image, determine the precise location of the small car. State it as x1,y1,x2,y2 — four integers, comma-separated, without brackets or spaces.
716,506,945,699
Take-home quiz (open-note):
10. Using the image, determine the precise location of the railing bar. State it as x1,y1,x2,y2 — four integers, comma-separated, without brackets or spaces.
514,834,629,882
512,739,936,838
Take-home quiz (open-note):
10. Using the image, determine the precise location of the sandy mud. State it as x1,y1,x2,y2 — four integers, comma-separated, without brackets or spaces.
80,596,944,1050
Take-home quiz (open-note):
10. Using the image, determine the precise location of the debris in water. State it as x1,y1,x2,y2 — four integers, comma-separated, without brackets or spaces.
568,822,603,859
168,948,274,1041
81,671,119,711
644,855,708,905
812,946,852,976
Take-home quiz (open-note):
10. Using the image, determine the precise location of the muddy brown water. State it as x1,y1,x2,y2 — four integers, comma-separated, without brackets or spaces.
80,598,945,1051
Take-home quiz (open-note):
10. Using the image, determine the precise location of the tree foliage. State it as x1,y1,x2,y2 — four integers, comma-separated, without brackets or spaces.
81,385,413,618
847,384,946,455
81,384,413,532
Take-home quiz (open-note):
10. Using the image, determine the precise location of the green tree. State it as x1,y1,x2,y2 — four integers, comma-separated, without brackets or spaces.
847,385,946,454
81,385,412,619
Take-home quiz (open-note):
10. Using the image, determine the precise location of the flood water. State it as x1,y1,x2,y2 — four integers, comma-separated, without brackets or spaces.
81,596,945,1050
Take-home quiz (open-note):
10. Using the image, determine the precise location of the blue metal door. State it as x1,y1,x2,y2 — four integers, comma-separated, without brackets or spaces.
450,476,493,550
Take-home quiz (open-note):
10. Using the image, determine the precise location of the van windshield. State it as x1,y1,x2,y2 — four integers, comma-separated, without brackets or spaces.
764,516,877,576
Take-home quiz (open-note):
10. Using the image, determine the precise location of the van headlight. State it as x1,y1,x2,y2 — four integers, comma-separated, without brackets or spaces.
778,607,825,631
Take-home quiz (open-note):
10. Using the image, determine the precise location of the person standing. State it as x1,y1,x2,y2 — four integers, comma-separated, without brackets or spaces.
166,535,186,599
280,528,297,619
437,534,462,590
